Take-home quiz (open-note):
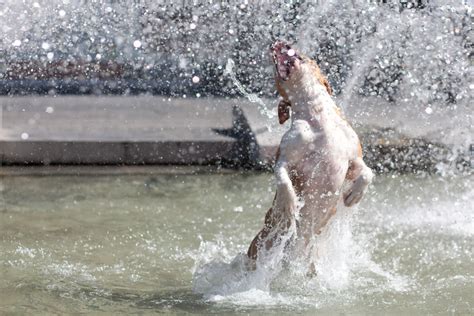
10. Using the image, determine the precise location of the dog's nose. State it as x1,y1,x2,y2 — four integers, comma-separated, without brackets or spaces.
271,41,294,56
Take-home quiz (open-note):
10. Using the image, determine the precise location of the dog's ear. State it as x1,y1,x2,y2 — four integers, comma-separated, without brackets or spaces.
308,59,333,95
278,99,291,124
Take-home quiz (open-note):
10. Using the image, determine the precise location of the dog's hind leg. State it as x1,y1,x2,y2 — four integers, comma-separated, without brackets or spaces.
246,162,297,266
247,205,276,261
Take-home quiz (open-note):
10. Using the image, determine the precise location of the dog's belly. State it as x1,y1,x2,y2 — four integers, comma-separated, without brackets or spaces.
299,159,346,207
294,139,348,192
291,142,349,237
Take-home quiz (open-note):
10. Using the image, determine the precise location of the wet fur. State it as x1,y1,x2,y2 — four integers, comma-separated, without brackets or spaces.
277,57,332,125
247,43,373,271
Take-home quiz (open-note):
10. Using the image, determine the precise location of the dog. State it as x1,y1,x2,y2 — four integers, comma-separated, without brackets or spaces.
247,41,373,270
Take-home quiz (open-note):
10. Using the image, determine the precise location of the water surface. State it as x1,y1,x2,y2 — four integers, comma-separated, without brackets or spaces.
0,170,472,314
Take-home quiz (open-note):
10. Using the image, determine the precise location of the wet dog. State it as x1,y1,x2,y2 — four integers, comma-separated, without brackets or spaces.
247,41,373,271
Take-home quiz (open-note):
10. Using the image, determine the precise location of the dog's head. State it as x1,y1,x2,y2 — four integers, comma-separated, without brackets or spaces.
271,41,332,124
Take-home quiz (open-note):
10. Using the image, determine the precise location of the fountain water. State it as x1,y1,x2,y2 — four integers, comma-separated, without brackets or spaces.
0,0,472,314
224,58,275,120
2,1,470,150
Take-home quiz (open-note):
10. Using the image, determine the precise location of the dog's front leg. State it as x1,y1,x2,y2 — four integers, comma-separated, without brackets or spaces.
343,157,374,207
274,160,298,216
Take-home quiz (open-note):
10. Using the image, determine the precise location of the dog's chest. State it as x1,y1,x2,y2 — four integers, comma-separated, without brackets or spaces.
284,119,350,191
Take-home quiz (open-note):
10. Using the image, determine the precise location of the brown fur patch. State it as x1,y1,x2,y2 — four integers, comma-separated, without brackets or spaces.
357,141,363,158
305,58,332,95
275,79,289,101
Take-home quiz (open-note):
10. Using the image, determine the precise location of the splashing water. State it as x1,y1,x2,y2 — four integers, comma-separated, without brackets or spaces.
224,58,275,120
192,215,296,298
192,200,408,306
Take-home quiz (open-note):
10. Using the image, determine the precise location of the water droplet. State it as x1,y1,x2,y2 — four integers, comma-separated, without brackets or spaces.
21,133,29,140
47,52,54,60
133,40,142,48
12,40,21,47
287,49,295,57
189,23,197,30
192,76,200,83
41,42,50,50
58,9,66,17
46,107,54,114
425,107,433,114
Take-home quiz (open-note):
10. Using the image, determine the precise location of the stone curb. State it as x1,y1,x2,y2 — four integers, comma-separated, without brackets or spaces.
0,96,470,173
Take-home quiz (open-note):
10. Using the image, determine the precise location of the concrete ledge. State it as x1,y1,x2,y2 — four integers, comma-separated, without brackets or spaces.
0,141,235,165
1,96,471,173
1,96,240,166
0,165,236,176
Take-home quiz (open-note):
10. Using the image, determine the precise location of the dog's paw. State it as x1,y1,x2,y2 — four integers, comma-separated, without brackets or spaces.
343,178,367,207
343,169,373,207
343,188,365,207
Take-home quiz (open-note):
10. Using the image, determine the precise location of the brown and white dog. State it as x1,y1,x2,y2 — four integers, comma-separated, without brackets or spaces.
247,41,373,270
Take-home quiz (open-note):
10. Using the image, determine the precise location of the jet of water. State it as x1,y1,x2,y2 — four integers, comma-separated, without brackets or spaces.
224,58,275,120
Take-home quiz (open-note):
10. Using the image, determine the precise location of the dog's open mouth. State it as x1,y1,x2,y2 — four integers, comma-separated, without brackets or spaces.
271,41,301,81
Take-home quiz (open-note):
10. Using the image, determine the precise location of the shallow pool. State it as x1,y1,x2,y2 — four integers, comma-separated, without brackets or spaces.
0,169,472,314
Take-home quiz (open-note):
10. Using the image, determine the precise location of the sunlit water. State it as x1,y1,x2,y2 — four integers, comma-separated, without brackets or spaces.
0,170,472,314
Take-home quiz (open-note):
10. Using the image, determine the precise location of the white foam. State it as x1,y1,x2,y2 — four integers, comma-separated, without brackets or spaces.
192,202,405,307
377,188,474,237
